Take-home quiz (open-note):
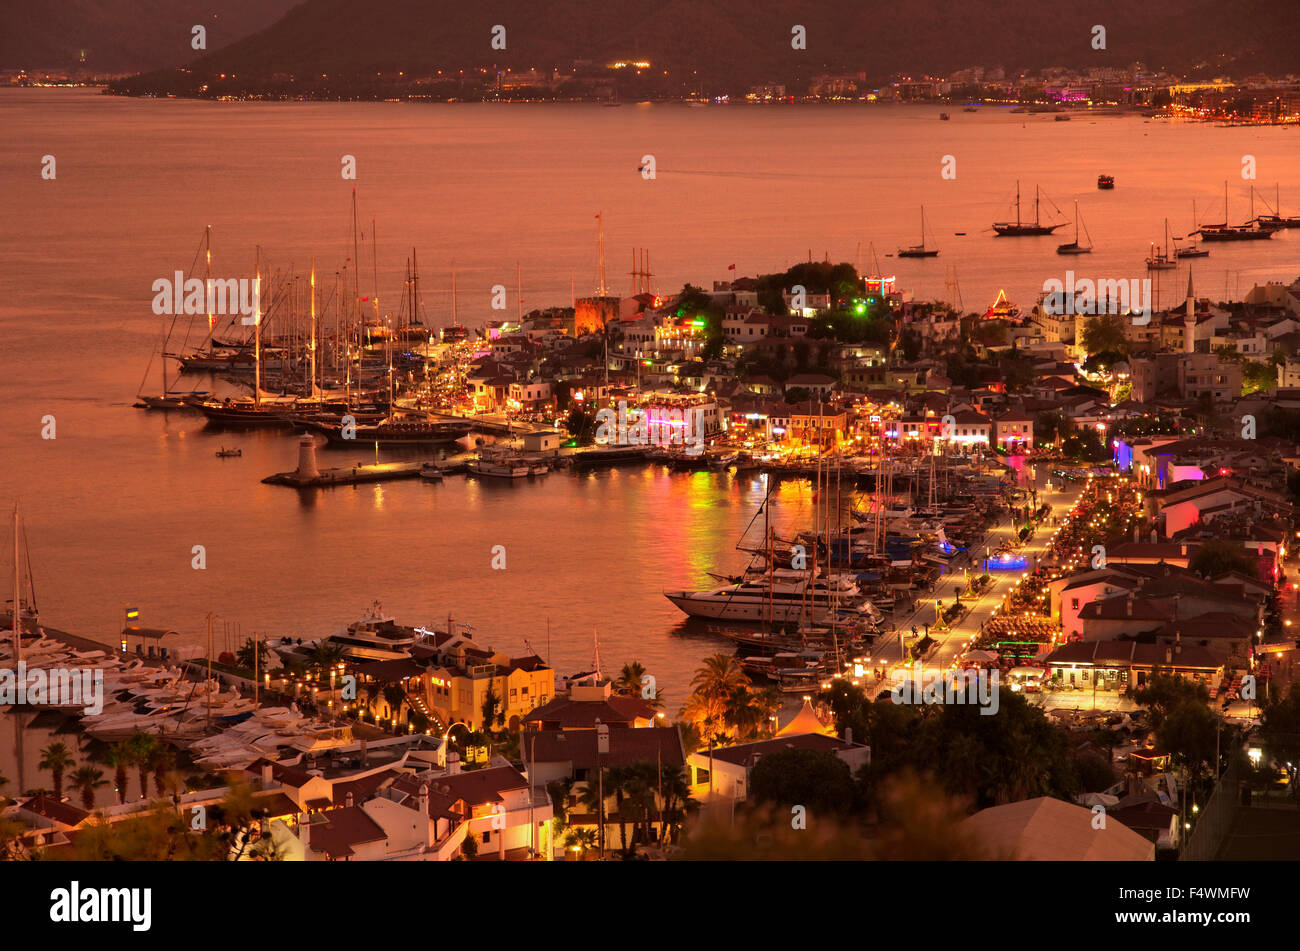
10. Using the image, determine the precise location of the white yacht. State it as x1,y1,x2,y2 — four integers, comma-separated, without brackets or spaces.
324,602,419,660
664,569,876,623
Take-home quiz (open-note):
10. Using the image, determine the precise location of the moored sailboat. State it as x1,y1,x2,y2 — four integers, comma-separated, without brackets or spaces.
993,182,1065,236
1056,201,1093,255
897,205,940,258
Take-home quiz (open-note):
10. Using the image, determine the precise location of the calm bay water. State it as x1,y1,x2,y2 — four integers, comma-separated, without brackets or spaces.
1,89,1298,703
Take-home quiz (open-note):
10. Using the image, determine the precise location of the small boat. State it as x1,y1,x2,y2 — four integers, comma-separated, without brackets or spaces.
1097,174,1115,189
897,205,940,258
1056,200,1093,255
939,113,950,121
469,445,532,479
418,463,444,481
1177,200,1210,257
1145,219,1178,270
1054,114,1071,121
963,107,977,113
215,447,242,458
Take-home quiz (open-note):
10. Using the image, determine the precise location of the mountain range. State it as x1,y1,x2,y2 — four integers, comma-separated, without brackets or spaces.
10,0,1299,90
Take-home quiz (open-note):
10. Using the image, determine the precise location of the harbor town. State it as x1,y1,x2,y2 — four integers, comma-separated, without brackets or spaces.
5,0,1300,890
5,209,1300,861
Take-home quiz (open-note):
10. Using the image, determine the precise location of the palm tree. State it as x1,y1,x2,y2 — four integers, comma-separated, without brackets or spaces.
478,685,496,732
546,777,576,828
621,766,658,849
235,637,268,673
99,743,133,804
38,742,76,801
149,746,177,798
613,661,647,696
126,731,158,800
656,764,697,845
382,684,407,727
576,778,608,853
604,765,635,854
690,654,749,700
723,686,765,740
562,827,597,860
307,641,346,673
70,766,107,811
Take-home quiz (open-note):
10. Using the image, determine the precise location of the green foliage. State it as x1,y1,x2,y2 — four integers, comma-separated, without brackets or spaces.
1130,672,1210,727
908,688,1078,809
749,747,857,816
1156,699,1219,784
755,262,860,314
566,404,598,446
235,637,269,673
1241,359,1276,395
63,804,224,861
38,742,76,802
1080,313,1130,357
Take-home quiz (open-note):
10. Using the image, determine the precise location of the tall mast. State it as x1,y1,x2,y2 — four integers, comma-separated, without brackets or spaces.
352,189,361,325
516,261,523,321
310,258,318,399
202,224,215,352
12,504,20,665
412,247,420,330
1016,181,1022,227
597,212,607,297
451,260,459,324
253,246,262,407
371,216,380,322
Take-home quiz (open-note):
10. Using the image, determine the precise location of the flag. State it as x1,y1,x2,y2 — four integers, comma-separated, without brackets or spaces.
728,264,736,271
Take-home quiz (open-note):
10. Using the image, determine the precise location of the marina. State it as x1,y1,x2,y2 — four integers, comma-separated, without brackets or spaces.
3,72,1300,875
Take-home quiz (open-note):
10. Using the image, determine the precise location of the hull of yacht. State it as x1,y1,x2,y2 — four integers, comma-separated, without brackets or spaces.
664,590,873,623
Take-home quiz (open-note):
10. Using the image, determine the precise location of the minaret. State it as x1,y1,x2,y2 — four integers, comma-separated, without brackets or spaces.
1184,269,1196,354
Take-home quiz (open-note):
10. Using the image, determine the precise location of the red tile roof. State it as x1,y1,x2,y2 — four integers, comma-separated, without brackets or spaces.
305,806,387,859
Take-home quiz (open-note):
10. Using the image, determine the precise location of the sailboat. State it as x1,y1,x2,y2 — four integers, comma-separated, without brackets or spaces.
1197,181,1275,241
1254,183,1300,229
897,206,940,258
1146,219,1177,270
1056,201,1093,255
992,181,1064,235
196,248,298,427
136,227,215,410
1176,200,1210,258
